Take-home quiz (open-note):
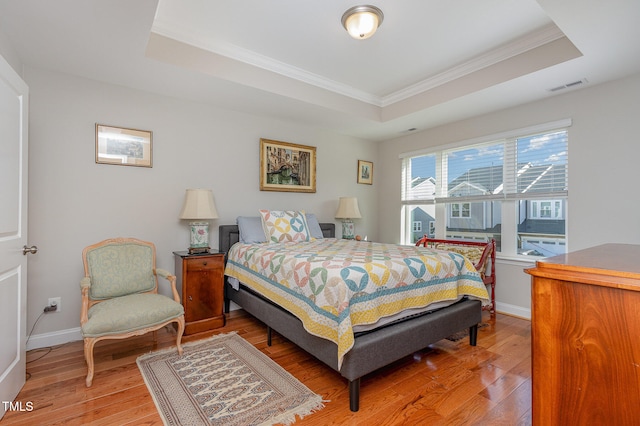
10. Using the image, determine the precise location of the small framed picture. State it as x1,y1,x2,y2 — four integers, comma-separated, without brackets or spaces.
357,160,373,185
95,124,152,167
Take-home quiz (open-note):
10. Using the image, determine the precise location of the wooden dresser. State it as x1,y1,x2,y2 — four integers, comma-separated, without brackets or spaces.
525,244,640,425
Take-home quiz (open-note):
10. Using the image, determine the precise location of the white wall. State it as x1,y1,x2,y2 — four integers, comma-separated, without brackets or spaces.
19,59,640,341
24,66,378,348
0,27,21,75
377,72,640,318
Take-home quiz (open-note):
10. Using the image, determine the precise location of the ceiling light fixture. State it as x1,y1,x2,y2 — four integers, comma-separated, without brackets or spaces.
341,5,384,40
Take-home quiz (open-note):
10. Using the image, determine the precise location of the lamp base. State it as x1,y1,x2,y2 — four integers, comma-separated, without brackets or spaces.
188,246,210,254
188,221,211,254
341,219,355,239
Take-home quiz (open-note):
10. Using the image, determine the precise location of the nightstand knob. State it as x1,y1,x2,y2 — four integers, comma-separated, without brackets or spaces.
203,262,208,266
188,296,193,301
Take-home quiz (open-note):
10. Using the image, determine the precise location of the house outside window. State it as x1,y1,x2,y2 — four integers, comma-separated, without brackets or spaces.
450,203,470,218
401,120,569,257
530,200,562,219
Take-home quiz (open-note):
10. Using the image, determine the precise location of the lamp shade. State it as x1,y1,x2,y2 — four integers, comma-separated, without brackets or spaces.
341,5,384,40
335,197,362,219
179,189,219,220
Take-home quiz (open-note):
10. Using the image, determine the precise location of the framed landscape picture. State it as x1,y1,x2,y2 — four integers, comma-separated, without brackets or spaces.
260,138,316,193
95,124,152,167
357,160,373,184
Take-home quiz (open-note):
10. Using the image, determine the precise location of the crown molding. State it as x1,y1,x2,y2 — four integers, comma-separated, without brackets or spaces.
151,21,565,109
151,21,381,106
380,24,566,106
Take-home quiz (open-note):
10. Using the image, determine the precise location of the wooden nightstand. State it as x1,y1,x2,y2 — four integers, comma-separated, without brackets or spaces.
173,251,226,335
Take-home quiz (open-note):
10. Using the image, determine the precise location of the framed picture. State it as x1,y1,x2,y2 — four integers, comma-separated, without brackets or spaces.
357,160,373,184
95,124,152,167
260,138,316,193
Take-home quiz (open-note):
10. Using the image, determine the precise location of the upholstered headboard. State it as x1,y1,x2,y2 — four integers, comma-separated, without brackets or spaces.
218,223,335,254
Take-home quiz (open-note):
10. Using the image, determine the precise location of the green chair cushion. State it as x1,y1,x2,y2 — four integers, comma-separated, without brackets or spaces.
81,293,184,338
86,243,157,300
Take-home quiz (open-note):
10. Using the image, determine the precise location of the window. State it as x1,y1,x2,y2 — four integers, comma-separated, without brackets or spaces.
450,203,470,218
412,221,422,232
530,200,562,219
401,120,569,257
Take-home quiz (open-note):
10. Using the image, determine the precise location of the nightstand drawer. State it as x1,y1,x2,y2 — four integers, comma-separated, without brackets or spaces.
186,256,222,271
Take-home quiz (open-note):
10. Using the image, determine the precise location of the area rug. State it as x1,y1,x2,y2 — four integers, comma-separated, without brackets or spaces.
136,332,325,426
445,322,489,342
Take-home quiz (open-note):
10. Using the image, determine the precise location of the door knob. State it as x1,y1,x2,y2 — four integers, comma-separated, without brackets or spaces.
23,245,38,255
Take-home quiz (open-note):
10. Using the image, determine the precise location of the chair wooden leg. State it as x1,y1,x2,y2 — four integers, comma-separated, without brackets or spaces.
84,337,97,387
175,316,185,356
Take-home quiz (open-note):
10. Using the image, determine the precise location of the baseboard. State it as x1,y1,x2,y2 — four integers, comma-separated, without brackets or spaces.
26,327,82,351
25,301,529,351
26,305,244,351
495,302,531,320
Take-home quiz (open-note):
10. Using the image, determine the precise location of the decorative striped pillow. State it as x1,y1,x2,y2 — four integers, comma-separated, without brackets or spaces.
259,210,311,243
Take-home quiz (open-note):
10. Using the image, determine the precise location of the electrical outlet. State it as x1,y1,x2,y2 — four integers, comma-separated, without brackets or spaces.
47,297,61,313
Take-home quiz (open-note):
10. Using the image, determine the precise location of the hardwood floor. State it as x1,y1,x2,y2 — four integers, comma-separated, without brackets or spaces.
1,310,531,425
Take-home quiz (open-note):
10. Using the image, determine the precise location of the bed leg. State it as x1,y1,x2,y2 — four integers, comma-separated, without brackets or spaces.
224,282,230,313
349,378,360,412
267,326,272,346
469,324,478,346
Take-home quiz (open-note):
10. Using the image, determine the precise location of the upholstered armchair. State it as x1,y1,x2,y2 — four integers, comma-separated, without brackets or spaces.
80,238,185,387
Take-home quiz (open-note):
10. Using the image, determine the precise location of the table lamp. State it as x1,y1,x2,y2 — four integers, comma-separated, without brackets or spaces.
179,189,218,254
335,197,362,239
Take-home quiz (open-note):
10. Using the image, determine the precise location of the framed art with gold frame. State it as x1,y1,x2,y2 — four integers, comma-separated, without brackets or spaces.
260,138,316,193
95,124,152,167
357,160,373,184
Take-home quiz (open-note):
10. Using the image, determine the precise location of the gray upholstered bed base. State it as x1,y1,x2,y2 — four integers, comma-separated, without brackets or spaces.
220,224,481,412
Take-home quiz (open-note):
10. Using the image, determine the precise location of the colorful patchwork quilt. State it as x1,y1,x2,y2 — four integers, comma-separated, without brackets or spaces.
224,238,489,369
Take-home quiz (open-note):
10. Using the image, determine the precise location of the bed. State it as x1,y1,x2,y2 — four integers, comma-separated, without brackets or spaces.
220,217,490,412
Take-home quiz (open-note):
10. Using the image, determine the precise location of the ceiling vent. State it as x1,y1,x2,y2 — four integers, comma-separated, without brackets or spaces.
548,79,588,92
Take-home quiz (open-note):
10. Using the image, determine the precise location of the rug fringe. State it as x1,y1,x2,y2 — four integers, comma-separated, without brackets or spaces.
136,331,238,360
264,397,326,426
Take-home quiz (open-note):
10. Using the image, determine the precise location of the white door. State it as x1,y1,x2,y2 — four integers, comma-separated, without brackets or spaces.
0,54,29,419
